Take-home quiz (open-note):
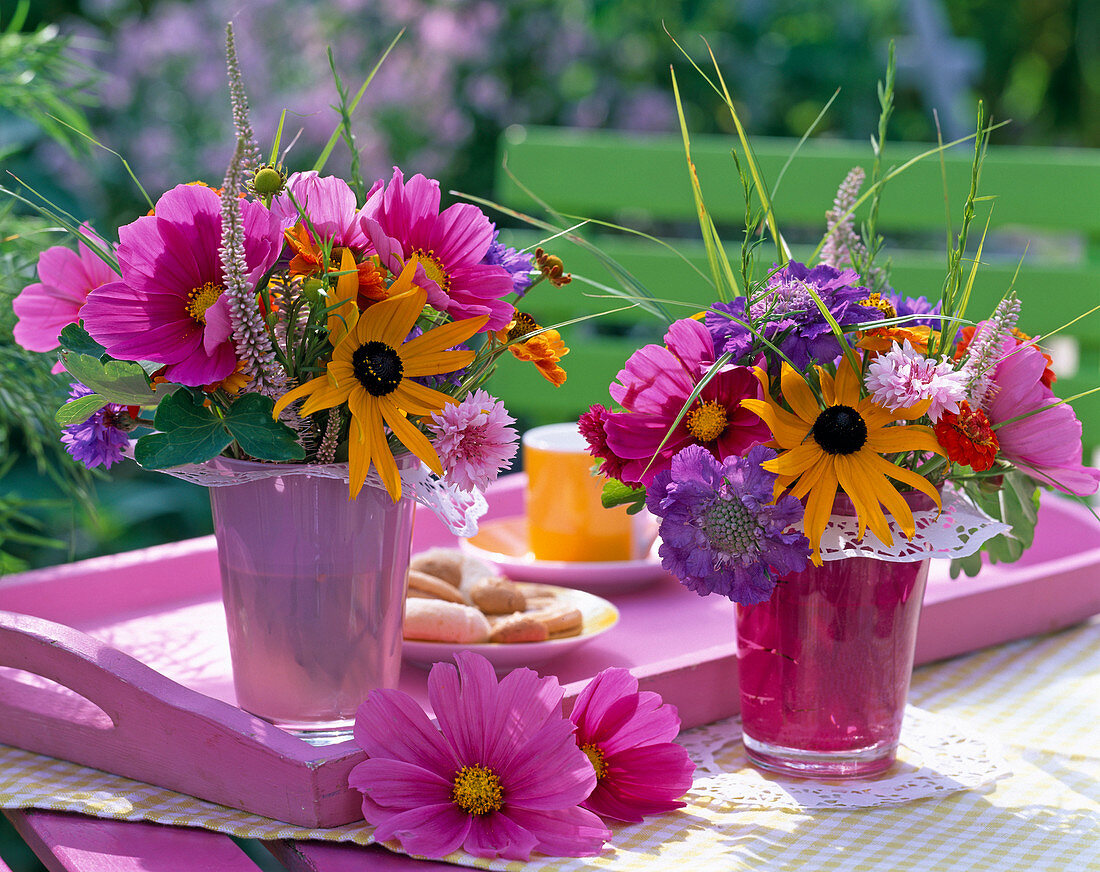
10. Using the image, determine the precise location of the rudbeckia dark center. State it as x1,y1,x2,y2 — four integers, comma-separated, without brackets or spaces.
352,340,404,396
812,405,868,455
451,765,503,815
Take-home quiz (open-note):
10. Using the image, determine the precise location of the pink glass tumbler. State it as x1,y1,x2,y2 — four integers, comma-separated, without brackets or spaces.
209,456,416,738
735,553,930,778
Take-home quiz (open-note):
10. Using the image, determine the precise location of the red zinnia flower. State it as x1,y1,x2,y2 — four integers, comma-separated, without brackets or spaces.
934,401,999,471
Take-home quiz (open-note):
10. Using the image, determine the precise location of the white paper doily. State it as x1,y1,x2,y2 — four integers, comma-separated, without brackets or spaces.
146,454,488,538
817,487,1011,562
678,706,1010,810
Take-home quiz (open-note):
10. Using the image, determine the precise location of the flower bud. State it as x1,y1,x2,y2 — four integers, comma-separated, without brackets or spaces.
250,164,287,198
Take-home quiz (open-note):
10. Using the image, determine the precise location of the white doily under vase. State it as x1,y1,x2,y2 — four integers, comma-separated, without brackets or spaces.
678,706,1010,810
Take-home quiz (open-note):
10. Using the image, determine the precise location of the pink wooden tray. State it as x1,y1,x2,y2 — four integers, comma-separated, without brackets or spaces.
1,475,1098,829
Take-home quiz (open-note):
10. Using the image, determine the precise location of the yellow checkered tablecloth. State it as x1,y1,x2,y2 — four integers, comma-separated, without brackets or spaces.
2,617,1099,871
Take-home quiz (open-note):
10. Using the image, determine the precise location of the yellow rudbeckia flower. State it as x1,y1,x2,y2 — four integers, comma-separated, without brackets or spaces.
741,358,945,564
273,287,487,500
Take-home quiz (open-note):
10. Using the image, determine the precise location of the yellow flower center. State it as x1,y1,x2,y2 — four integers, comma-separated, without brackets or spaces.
413,249,451,293
580,743,607,780
451,765,504,815
864,293,897,319
686,400,728,442
187,281,224,324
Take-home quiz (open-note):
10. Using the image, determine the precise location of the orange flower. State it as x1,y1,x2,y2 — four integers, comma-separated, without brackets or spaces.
858,324,934,355
495,313,569,387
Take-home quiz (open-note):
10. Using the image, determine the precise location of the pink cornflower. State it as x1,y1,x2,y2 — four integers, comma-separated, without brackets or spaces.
427,389,518,492
13,227,116,357
570,667,695,822
79,184,283,387
865,339,968,422
349,651,609,861
986,340,1100,495
360,167,514,331
602,318,770,486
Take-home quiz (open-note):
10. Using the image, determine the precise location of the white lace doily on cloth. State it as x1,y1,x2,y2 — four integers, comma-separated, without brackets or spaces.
818,486,1011,562
678,706,1010,810
148,455,488,538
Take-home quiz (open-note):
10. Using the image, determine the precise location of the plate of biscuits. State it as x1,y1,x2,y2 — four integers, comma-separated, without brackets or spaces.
401,547,619,671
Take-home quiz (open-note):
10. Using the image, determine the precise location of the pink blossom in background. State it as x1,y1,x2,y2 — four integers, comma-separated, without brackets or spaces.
427,389,518,492
13,227,116,354
864,339,968,422
79,184,284,387
986,341,1100,496
569,667,695,823
349,651,609,860
360,167,514,330
602,318,770,486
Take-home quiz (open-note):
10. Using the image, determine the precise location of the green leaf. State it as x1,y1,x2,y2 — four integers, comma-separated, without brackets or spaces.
55,393,109,427
601,479,648,514
133,390,232,469
949,471,1040,577
58,323,106,359
60,352,160,405
223,393,305,462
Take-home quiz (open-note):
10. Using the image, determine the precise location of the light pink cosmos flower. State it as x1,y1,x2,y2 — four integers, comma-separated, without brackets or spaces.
569,667,695,823
865,339,968,422
269,171,379,250
428,389,518,492
602,318,770,486
79,184,283,387
349,651,609,860
986,340,1100,495
360,167,514,330
13,227,116,356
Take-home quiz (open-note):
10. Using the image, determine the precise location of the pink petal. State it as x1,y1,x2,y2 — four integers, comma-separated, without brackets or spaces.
427,202,493,265
162,341,237,386
360,217,406,277
664,317,715,372
463,813,539,860
370,803,471,859
202,296,233,354
347,757,452,810
426,653,499,763
353,688,460,775
12,282,84,351
500,722,595,810
504,806,610,858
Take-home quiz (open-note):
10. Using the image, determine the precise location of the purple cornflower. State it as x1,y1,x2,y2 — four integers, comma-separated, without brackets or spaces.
60,383,134,470
482,229,534,297
646,444,809,604
706,261,876,369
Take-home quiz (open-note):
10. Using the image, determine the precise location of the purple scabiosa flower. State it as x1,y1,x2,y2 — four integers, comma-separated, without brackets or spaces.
646,444,810,604
60,383,134,470
481,228,534,297
349,651,609,860
569,667,695,823
706,262,876,369
865,339,968,423
427,390,518,492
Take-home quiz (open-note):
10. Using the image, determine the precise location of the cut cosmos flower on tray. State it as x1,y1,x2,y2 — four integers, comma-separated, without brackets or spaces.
9,24,579,507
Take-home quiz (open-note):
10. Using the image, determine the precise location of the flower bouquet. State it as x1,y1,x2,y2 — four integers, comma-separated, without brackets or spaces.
9,26,573,731
578,55,1100,777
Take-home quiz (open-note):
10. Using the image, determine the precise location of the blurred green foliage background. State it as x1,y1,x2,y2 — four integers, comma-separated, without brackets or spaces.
1,0,1097,572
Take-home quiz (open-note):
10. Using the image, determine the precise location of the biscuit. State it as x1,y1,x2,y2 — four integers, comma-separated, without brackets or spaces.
403,599,491,643
406,569,466,604
489,613,550,644
469,576,527,615
529,605,584,638
408,548,465,588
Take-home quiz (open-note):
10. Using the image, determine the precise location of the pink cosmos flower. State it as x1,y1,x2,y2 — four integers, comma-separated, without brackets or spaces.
569,667,695,823
427,389,518,492
79,184,283,387
360,167,514,330
865,339,968,422
270,171,379,250
602,318,770,486
986,341,1100,496
13,226,116,355
349,651,609,861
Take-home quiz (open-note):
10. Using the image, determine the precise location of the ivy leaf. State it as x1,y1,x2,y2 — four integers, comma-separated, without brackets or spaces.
55,393,110,427
60,352,161,405
222,393,305,462
601,478,648,515
950,471,1040,578
58,323,106,359
134,390,232,469
133,390,305,470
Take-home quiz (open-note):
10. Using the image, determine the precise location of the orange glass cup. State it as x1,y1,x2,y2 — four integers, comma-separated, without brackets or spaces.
523,423,634,562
